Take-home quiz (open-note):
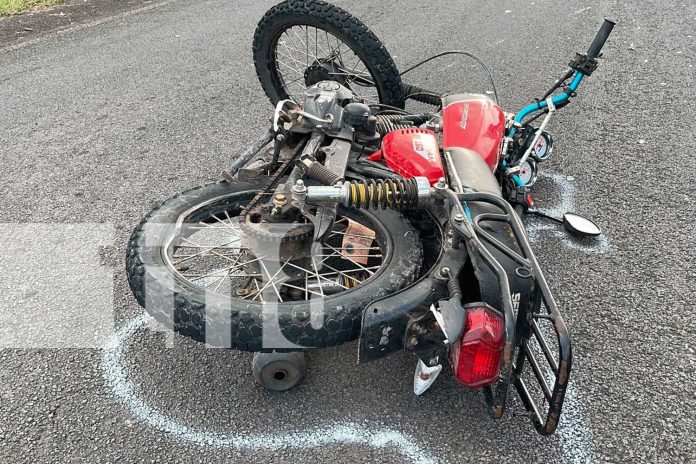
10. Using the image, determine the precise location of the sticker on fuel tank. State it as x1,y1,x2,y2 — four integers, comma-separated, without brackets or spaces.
412,135,438,162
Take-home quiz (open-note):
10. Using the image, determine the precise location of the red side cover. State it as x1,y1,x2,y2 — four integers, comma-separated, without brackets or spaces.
369,128,444,185
441,95,505,170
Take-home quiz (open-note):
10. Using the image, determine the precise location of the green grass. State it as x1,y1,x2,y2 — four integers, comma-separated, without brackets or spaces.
0,0,64,15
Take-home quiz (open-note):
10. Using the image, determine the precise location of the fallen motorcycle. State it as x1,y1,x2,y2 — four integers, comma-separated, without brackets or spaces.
126,0,614,435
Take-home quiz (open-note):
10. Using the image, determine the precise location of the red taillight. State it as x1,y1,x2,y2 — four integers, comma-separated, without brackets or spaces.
450,305,505,389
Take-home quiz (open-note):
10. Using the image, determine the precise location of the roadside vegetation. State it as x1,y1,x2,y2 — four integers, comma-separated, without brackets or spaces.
0,0,63,15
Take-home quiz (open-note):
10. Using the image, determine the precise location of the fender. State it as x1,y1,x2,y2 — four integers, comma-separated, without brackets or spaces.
357,203,536,364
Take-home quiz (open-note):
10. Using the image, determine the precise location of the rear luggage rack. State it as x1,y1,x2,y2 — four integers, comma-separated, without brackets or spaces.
449,191,572,435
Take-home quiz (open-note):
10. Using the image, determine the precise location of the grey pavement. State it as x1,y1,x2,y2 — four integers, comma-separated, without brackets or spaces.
0,0,694,462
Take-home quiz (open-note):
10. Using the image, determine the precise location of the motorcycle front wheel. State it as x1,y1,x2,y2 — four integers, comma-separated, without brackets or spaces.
126,180,422,351
252,0,405,107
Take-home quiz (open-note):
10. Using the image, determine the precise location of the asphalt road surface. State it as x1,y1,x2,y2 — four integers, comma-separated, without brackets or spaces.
1,0,694,462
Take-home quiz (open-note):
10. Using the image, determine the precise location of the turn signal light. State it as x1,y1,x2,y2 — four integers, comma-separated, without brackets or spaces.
450,305,504,389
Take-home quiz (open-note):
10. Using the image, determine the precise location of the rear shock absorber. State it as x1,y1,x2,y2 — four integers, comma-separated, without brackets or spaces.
345,178,419,209
301,176,432,210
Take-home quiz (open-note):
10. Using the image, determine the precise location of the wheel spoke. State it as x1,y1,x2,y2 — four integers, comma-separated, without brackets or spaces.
277,35,305,76
324,244,376,276
280,74,308,93
281,281,324,298
173,242,243,265
254,258,292,302
284,261,351,291
310,256,324,296
305,26,331,58
181,237,244,265
276,50,310,69
319,263,365,286
284,30,311,67
277,57,303,77
183,256,265,281
328,230,377,240
254,279,264,303
210,213,242,234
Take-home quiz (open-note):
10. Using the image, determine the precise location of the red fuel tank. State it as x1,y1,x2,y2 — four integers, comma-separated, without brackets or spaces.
369,128,445,185
441,94,505,170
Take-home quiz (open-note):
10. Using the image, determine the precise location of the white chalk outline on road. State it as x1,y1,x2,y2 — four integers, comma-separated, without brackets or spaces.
526,172,611,254
101,313,439,464
558,383,594,463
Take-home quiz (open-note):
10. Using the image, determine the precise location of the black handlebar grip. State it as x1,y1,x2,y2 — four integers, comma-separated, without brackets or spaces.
587,19,616,59
402,83,442,106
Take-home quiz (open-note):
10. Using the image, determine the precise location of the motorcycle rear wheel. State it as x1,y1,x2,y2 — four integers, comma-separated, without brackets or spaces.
126,180,422,351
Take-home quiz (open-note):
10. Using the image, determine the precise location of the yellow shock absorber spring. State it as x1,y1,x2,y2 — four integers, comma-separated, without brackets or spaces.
345,178,420,209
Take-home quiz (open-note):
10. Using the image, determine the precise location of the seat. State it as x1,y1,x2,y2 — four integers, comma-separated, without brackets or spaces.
446,147,502,197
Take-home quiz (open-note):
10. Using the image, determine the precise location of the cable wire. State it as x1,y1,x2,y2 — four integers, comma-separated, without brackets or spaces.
400,50,500,105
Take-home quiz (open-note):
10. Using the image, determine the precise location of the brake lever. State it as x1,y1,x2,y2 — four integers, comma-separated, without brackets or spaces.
273,99,299,132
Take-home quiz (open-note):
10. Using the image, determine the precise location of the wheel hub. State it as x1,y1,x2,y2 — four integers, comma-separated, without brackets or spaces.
236,203,316,284
304,61,343,88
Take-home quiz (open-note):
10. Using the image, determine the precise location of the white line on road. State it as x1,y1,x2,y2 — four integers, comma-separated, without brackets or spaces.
1,0,181,54
101,313,438,464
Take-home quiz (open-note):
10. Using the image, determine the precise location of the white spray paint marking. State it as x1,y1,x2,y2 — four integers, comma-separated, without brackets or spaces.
558,384,594,463
101,313,438,464
526,172,596,461
526,172,611,254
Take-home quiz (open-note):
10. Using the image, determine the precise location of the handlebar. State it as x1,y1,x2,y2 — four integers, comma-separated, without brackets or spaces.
586,19,616,59
508,19,616,135
504,18,616,184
